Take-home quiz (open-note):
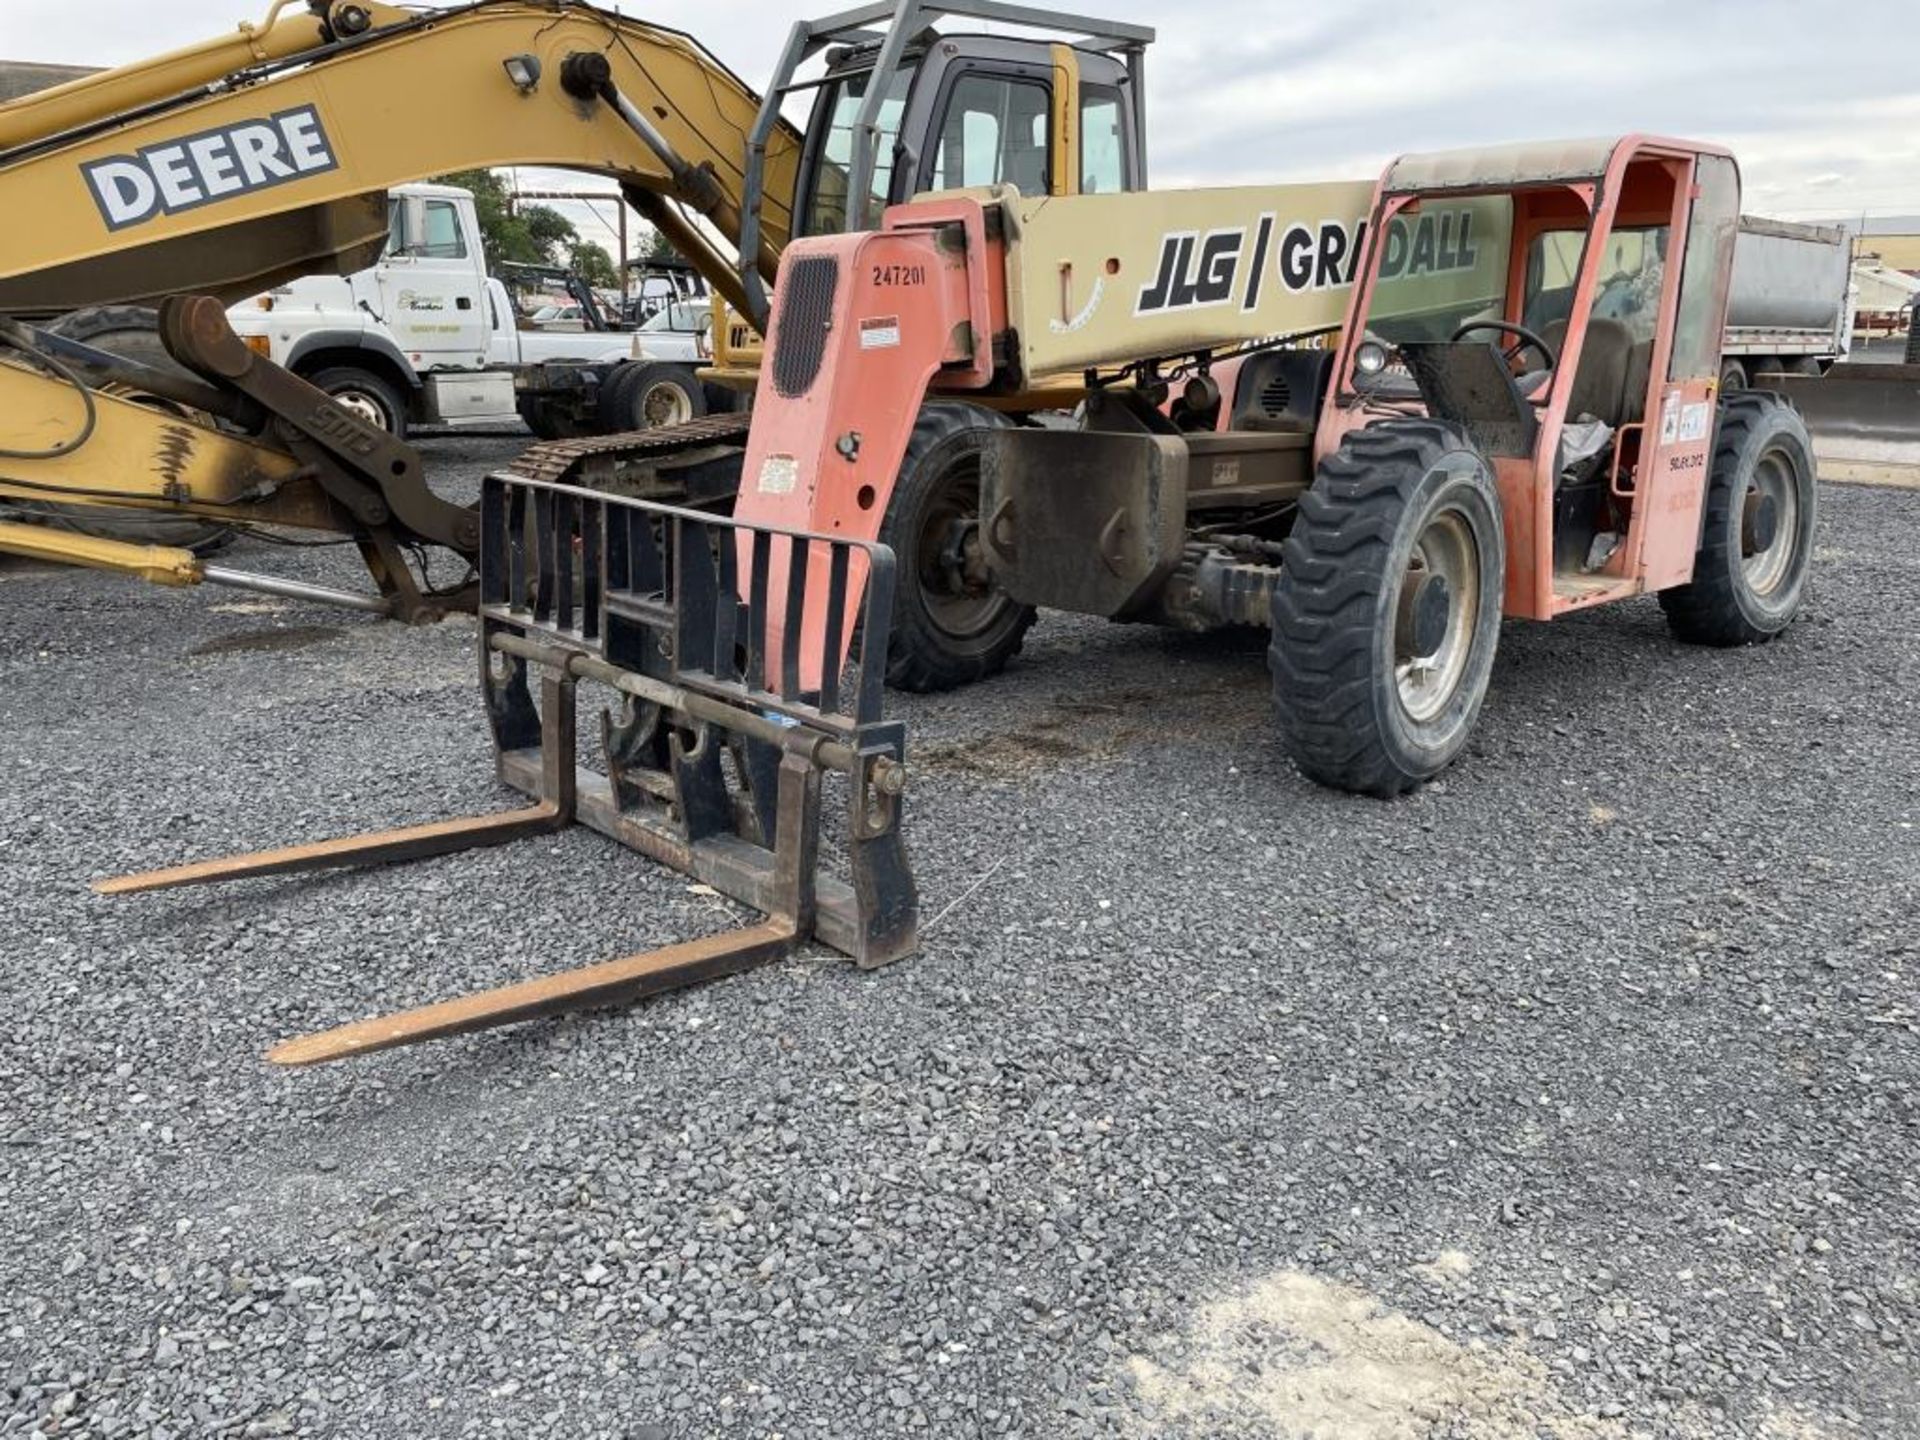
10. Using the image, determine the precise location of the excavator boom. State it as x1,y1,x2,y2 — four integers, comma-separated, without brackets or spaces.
0,0,803,318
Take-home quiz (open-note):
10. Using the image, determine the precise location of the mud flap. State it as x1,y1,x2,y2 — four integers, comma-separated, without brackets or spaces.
98,473,917,1064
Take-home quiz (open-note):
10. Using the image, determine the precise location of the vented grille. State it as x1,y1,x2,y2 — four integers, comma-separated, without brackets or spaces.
772,255,839,398
1259,374,1292,416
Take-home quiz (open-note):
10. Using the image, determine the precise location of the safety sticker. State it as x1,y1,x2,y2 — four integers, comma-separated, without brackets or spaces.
1677,401,1711,443
1659,389,1682,445
757,454,798,495
859,316,901,350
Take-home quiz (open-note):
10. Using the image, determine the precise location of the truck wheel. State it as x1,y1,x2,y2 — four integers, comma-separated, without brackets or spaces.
879,403,1035,692
1719,358,1748,392
1269,419,1505,797
601,362,706,433
1659,392,1816,646
36,306,234,554
304,365,408,439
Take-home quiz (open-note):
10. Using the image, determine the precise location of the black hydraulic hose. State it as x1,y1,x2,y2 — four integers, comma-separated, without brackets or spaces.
0,320,97,461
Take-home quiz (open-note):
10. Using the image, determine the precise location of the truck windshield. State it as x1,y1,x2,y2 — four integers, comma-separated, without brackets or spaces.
803,62,916,236
1356,195,1516,345
641,303,705,333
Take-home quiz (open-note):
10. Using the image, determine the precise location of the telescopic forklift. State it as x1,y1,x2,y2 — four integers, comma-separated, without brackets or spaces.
73,133,1816,1066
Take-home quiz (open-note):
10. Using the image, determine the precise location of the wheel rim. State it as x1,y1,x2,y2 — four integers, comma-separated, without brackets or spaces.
915,455,1014,642
330,387,390,431
639,381,693,428
1393,506,1481,724
1741,448,1799,597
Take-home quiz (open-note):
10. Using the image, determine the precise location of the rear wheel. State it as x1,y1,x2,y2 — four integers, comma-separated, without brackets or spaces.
303,364,409,439
1269,419,1505,797
600,362,706,433
33,307,234,553
1719,357,1748,392
1659,392,1816,645
879,403,1035,692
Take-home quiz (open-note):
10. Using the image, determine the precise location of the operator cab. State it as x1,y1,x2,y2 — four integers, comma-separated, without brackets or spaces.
785,3,1152,238
1328,136,1742,618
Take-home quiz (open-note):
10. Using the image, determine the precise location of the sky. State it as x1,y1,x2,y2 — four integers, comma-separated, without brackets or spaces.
7,0,1918,258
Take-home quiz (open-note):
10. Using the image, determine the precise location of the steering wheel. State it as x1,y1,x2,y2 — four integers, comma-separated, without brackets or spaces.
1451,320,1557,376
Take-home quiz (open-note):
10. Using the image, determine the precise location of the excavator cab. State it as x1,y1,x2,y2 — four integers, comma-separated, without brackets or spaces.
719,0,1152,361
789,12,1148,237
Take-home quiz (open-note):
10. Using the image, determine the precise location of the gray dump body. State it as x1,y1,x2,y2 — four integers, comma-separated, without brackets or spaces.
1726,216,1852,363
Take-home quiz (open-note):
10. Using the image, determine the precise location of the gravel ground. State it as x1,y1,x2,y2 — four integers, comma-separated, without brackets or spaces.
2,433,1917,1440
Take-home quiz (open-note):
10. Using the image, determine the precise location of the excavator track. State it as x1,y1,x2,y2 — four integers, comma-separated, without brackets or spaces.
508,412,753,488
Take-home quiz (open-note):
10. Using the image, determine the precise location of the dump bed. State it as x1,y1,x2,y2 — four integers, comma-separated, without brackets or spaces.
1727,215,1851,359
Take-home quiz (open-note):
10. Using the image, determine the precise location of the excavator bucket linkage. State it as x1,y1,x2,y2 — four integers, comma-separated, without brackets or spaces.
97,473,918,1065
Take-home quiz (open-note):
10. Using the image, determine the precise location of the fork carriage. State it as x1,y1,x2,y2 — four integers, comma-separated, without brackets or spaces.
101,473,918,1064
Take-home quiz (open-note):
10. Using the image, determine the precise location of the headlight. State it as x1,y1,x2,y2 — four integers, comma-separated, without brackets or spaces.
1354,339,1390,377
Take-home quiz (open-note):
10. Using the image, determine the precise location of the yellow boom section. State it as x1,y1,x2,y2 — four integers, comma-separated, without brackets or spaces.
0,0,802,316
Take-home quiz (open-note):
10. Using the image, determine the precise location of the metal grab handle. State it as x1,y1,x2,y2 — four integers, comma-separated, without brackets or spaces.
1607,421,1645,497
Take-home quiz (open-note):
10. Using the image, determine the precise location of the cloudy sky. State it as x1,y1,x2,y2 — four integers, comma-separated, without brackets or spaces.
7,0,1916,255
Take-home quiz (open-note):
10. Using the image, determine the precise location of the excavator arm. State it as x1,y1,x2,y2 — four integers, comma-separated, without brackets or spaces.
0,0,803,320
0,0,815,604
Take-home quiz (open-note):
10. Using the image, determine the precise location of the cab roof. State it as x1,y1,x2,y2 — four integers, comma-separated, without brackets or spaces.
1383,135,1720,194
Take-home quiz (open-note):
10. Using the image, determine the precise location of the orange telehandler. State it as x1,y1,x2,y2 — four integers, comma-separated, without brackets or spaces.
77,133,1817,1066
0,9,1815,1068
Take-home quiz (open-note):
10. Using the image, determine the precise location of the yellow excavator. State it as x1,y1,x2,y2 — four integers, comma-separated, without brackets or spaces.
0,0,1152,628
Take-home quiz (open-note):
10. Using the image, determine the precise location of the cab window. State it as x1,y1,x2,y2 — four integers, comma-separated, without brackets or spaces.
418,200,466,260
1523,226,1667,344
1669,154,1740,380
1358,196,1515,345
928,74,1051,196
1080,83,1124,195
802,65,915,236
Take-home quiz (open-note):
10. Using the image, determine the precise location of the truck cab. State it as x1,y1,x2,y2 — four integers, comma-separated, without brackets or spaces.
227,183,635,436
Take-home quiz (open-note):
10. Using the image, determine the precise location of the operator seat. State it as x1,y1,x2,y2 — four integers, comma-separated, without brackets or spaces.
1543,317,1637,426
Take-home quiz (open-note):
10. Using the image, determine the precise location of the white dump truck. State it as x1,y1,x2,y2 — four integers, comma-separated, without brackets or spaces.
226,182,710,438
1720,216,1855,388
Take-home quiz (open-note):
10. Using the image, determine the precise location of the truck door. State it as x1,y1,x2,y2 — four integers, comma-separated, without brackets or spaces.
376,194,489,371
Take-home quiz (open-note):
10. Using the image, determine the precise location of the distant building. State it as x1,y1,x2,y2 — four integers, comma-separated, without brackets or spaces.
1856,235,1920,274
1848,217,1920,275
0,61,101,104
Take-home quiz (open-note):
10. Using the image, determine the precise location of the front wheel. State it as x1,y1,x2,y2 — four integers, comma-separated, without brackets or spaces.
878,403,1036,692
1659,392,1816,646
304,365,409,439
1269,420,1506,797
